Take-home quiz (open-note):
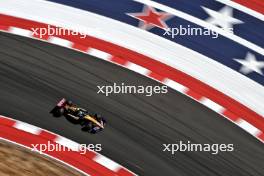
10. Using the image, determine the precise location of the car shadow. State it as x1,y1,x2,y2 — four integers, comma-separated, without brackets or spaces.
51,112,95,134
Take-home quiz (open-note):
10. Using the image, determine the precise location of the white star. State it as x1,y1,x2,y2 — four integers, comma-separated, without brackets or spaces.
234,52,264,75
203,6,243,31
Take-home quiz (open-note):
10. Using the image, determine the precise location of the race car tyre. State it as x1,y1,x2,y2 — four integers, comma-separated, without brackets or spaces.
53,107,64,117
67,100,73,106
81,122,93,132
86,122,93,129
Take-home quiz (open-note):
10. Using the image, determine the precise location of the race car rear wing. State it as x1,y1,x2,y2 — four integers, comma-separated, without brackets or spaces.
50,98,67,114
57,98,66,107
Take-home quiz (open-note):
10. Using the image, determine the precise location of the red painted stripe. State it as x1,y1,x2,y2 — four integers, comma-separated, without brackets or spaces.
186,90,203,101
0,117,15,126
222,110,240,122
0,25,9,31
81,150,98,160
116,168,135,176
258,132,264,141
39,131,57,141
0,14,263,134
110,56,128,65
72,43,89,52
148,72,166,82
233,0,264,14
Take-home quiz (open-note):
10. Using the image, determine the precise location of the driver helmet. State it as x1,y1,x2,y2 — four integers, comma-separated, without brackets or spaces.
78,110,85,116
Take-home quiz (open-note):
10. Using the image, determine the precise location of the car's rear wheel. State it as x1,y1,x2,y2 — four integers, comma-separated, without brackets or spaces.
53,107,64,117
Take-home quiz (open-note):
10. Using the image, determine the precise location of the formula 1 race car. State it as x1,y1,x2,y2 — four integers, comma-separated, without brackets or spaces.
50,98,106,134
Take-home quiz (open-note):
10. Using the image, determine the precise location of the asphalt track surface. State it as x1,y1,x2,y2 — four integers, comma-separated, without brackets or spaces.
0,32,263,176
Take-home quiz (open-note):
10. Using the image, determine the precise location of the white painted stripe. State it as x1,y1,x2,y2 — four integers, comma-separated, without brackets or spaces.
13,121,41,134
9,27,32,37
54,137,80,151
200,98,225,113
49,37,72,47
93,154,121,171
1,0,263,116
87,48,111,60
164,79,188,93
237,119,261,135
126,62,149,75
215,0,264,21
134,0,264,55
